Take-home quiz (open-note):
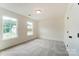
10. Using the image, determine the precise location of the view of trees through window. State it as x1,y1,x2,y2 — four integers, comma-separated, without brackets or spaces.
3,16,17,40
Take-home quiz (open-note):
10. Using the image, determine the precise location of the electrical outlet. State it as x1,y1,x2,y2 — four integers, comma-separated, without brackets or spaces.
69,36,72,38
77,33,79,38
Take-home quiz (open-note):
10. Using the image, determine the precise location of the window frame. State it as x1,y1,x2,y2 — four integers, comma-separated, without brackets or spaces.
27,21,33,36
2,16,18,40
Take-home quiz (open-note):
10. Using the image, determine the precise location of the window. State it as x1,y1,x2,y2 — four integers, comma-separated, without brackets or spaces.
27,21,33,36
2,16,18,40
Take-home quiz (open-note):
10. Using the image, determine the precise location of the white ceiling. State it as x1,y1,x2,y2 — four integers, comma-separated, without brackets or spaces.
0,3,68,20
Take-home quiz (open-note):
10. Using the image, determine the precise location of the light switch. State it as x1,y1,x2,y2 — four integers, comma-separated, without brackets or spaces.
67,44,68,47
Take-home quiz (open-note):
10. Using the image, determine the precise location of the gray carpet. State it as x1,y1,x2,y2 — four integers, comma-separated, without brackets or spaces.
0,39,69,56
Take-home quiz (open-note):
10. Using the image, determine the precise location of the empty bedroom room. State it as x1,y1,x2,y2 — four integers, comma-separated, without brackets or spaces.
0,3,79,56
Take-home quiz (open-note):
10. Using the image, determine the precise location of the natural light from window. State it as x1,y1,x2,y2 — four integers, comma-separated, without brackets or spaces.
27,21,33,36
2,16,18,40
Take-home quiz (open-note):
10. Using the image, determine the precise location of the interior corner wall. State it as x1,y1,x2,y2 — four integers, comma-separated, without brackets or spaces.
0,7,38,50
38,17,64,41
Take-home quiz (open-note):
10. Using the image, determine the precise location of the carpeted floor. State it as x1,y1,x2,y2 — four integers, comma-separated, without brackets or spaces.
0,39,69,56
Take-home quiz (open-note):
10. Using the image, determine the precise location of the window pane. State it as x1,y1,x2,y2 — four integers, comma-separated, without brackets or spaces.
27,26,32,29
2,16,18,40
27,21,33,36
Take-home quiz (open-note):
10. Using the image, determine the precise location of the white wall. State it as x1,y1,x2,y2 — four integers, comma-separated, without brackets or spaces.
0,14,2,42
64,3,79,56
38,16,65,41
0,7,38,50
